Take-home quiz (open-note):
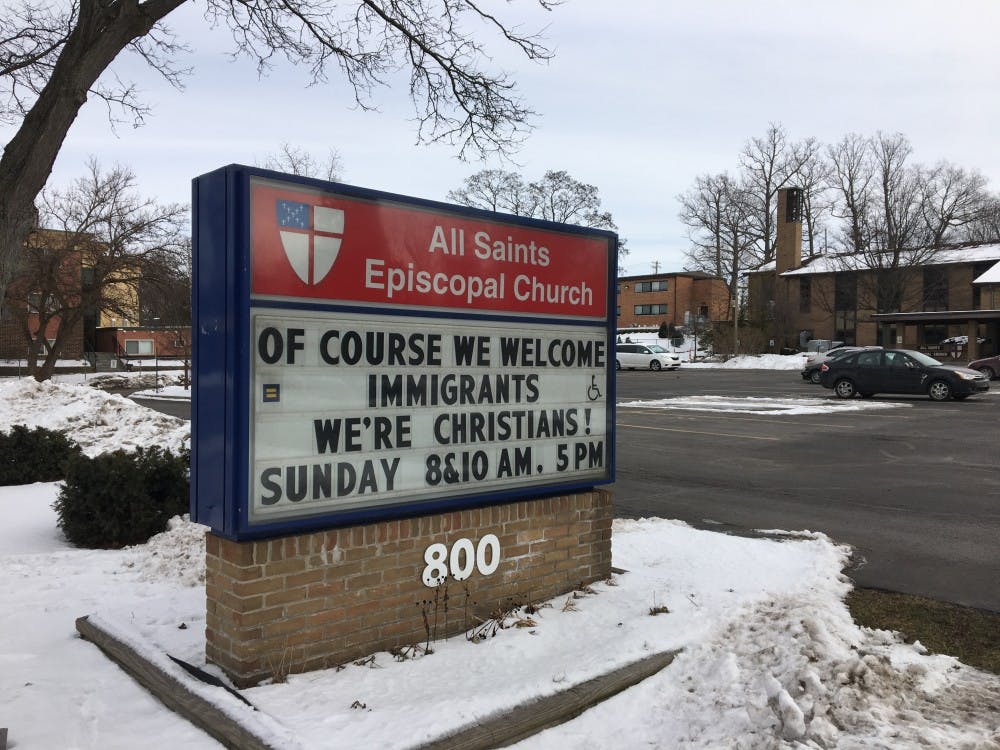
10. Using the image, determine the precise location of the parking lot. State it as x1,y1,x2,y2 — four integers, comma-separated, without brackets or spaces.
613,367,1000,612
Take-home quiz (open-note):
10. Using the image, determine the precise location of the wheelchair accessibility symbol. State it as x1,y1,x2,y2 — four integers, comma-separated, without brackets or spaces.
587,375,602,401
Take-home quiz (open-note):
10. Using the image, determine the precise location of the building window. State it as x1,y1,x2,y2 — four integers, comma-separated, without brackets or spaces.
785,188,803,223
799,277,811,313
922,324,947,347
124,339,154,355
634,280,668,293
27,292,45,314
971,262,992,309
634,304,668,315
834,273,857,345
835,272,857,311
922,267,948,311
834,310,857,345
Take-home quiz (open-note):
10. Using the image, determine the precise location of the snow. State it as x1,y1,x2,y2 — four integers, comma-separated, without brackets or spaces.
752,242,1000,276
2,380,999,749
0,378,189,455
974,259,1000,284
684,353,807,370
619,395,906,415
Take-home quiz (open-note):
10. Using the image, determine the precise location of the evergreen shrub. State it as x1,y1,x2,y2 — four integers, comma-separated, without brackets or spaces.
0,425,83,485
54,446,190,548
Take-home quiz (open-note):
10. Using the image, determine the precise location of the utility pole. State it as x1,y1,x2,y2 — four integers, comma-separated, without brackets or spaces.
651,260,661,274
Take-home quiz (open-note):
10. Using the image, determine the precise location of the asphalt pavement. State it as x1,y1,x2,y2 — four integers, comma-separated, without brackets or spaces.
613,367,1000,612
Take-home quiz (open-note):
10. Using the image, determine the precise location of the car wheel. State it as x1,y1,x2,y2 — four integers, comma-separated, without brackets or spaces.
616,360,621,371
650,360,661,371
927,380,952,401
978,366,996,380
834,379,856,399
809,370,822,384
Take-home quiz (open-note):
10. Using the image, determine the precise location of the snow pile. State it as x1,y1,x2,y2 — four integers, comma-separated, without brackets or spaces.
523,525,1000,749
88,372,186,391
619,395,907,415
0,378,189,455
690,353,807,370
123,515,207,586
131,384,194,400
583,596,1000,749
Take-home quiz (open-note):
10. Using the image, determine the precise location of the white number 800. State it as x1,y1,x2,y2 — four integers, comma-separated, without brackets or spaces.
421,534,501,587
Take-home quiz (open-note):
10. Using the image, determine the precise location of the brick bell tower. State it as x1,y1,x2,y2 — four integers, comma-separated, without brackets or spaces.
775,187,803,273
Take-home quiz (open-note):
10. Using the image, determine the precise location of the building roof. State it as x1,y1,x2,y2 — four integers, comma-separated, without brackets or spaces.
749,243,1000,277
973,259,1000,284
872,309,1000,323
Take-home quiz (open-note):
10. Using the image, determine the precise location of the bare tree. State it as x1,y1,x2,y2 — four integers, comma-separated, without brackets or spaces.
960,194,1000,243
738,123,805,267
448,168,628,263
139,237,191,325
821,132,990,314
679,172,754,314
872,131,923,255
919,162,989,247
524,171,616,230
785,136,833,258
261,143,344,182
0,0,556,309
826,133,875,254
6,160,187,381
446,169,531,214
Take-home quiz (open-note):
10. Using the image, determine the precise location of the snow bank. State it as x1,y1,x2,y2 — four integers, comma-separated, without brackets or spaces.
123,515,207,587
0,378,189,455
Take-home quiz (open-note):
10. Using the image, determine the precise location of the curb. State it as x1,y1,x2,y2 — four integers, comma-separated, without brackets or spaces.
77,614,679,750
75,615,289,750
413,649,680,750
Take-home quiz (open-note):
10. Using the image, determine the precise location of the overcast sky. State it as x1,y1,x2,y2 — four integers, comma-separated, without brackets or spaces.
4,0,1000,275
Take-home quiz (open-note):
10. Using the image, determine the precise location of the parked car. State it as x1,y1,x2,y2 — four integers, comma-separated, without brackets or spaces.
804,339,845,354
801,346,879,384
819,348,990,401
940,335,988,346
967,353,1000,380
616,343,682,371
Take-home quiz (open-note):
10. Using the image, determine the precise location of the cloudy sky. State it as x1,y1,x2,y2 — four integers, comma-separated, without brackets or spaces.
4,0,1000,275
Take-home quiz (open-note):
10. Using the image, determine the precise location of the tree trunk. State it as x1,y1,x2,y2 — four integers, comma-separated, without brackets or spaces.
0,0,185,305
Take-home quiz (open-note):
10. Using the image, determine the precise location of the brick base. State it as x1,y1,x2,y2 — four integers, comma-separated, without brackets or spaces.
205,489,612,687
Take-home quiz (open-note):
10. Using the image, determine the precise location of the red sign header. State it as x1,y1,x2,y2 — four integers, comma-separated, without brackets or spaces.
250,181,609,317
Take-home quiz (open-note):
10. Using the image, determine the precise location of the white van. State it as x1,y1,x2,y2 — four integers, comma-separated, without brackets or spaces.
616,343,682,371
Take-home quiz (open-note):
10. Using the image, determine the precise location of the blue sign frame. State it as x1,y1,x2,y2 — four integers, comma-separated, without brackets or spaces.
191,164,617,540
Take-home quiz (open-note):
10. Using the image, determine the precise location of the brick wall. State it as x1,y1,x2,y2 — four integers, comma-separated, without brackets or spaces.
206,489,613,687
616,273,730,330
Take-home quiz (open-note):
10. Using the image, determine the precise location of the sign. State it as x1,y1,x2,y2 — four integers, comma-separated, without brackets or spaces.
192,166,616,540
249,180,609,317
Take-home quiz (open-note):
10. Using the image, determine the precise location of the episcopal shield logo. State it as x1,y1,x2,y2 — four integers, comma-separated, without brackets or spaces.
275,199,345,285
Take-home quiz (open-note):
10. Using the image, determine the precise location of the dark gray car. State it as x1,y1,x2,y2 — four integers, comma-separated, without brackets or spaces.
819,348,990,401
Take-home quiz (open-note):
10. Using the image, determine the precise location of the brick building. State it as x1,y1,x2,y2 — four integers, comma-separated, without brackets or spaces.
747,187,1000,360
94,325,190,359
616,271,730,330
0,230,86,361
